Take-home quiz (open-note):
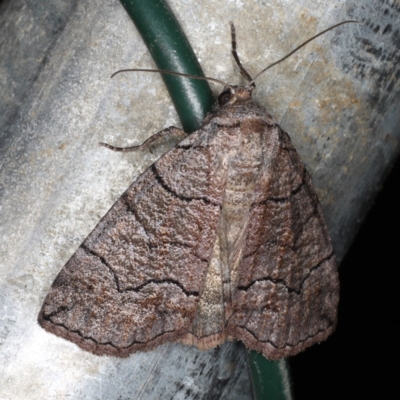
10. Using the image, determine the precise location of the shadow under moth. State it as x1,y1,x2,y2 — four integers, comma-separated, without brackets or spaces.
38,21,356,360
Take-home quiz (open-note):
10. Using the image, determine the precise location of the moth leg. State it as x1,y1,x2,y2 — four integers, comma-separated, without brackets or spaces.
99,126,187,152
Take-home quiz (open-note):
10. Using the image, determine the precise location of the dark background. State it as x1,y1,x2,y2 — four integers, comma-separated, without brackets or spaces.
290,156,400,399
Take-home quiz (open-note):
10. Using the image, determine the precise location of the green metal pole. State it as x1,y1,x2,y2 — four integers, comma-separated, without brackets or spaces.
119,0,214,132
248,351,292,399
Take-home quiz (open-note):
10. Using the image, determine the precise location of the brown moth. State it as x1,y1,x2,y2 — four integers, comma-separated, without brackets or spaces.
38,21,355,359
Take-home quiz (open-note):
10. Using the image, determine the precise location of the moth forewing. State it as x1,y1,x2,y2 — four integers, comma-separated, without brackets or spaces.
38,21,357,359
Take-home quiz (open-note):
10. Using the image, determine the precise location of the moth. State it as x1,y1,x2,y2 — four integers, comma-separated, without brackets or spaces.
38,21,355,359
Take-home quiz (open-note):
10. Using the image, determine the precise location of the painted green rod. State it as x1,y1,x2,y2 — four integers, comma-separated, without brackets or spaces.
248,351,292,399
118,0,292,399
119,0,214,132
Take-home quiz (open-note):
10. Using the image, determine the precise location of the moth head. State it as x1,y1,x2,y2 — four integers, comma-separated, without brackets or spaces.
218,86,254,106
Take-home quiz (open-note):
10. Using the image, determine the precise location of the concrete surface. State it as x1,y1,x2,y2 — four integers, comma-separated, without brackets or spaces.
0,0,399,399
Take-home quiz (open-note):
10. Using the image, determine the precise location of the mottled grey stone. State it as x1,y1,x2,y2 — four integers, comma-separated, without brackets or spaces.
1,0,399,399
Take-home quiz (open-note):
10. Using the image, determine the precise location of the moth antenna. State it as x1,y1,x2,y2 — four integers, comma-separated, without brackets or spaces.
229,22,254,86
249,20,360,86
111,68,233,89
